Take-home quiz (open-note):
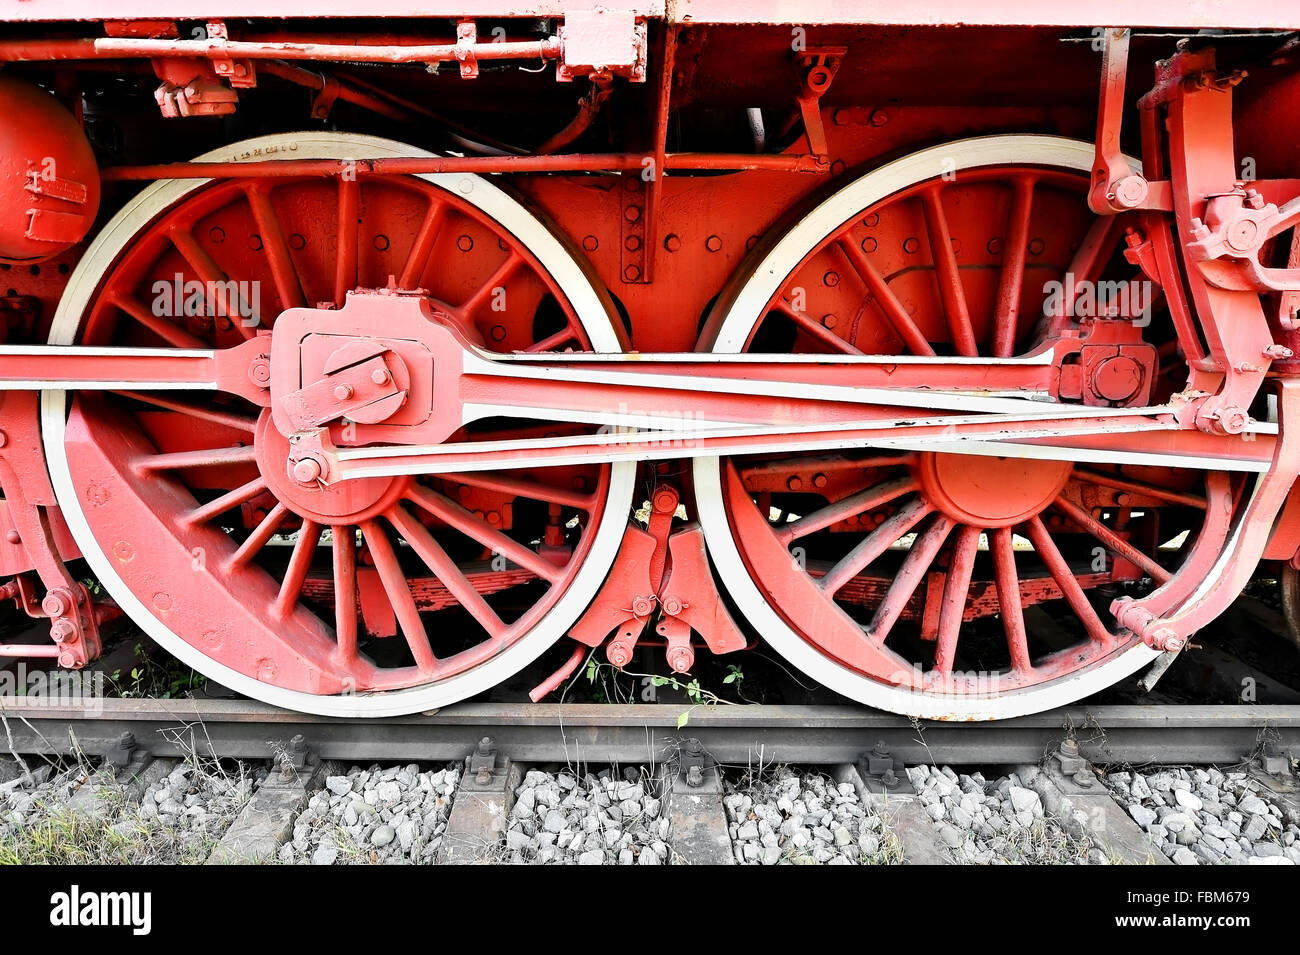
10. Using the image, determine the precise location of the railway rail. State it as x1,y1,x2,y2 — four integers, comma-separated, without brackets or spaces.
2,698,1297,767
4,696,1298,868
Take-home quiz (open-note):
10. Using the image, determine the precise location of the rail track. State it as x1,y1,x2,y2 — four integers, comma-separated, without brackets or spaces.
4,696,1298,867
2,698,1299,767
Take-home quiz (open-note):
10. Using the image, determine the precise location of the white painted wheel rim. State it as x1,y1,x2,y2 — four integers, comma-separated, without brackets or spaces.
692,135,1158,720
44,132,635,717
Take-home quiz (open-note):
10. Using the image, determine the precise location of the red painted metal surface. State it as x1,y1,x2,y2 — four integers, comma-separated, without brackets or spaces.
0,10,1298,717
0,76,100,262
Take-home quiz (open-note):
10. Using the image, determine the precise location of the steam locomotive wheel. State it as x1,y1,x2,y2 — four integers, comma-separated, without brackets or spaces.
694,135,1221,719
43,133,635,716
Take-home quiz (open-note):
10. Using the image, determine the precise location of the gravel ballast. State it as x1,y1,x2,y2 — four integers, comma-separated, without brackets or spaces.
1104,766,1300,865
724,767,901,865
908,764,1097,864
2,758,258,863
505,767,669,864
284,763,459,865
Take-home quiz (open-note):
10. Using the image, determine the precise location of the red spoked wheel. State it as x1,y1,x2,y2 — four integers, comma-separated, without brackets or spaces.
44,133,635,716
694,135,1233,718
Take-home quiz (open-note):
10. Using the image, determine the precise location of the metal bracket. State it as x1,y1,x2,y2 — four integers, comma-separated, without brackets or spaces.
104,731,139,770
204,21,256,89
1053,737,1096,789
1089,28,1153,214
557,10,647,82
461,735,511,792
620,172,649,283
856,740,911,794
454,21,479,79
272,733,314,778
794,47,846,158
676,739,720,793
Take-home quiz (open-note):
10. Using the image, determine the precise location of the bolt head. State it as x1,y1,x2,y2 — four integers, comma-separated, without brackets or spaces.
248,358,272,387
50,618,75,642
1112,174,1149,209
42,591,69,617
652,487,677,513
333,383,354,401
292,458,322,484
371,368,390,386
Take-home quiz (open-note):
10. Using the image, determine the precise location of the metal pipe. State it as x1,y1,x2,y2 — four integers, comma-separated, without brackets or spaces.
536,78,612,155
100,151,826,181
0,645,60,658
0,35,562,65
528,643,588,702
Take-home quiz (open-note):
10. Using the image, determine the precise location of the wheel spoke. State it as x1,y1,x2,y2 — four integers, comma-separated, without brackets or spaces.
361,519,437,674
774,298,865,355
272,520,320,620
460,252,523,319
1073,467,1206,509
438,472,595,512
991,526,1033,675
1051,494,1171,583
991,176,1035,357
407,483,562,583
332,525,359,663
387,504,507,639
333,176,360,306
398,200,447,288
227,502,288,571
115,392,258,433
181,476,267,526
522,327,579,353
932,524,980,674
1045,215,1124,334
135,445,257,473
243,183,306,311
168,228,260,335
108,292,209,349
867,514,956,644
820,496,932,597
836,237,935,356
919,187,977,356
1023,515,1114,646
776,474,917,545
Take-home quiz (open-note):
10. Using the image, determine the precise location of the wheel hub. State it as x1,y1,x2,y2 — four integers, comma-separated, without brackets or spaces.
255,409,407,524
916,452,1071,527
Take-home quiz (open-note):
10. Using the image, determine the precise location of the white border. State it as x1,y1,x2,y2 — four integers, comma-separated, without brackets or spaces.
692,136,1160,720
43,132,636,717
